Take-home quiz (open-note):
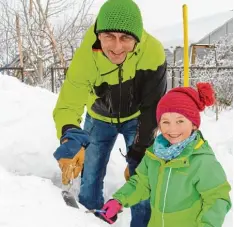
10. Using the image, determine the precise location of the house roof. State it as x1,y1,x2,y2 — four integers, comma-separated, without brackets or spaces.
152,10,233,49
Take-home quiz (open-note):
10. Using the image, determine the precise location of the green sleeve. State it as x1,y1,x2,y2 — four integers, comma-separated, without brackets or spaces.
196,157,231,227
53,25,97,139
113,156,150,207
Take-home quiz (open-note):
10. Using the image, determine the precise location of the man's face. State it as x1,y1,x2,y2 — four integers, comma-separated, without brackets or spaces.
98,32,136,64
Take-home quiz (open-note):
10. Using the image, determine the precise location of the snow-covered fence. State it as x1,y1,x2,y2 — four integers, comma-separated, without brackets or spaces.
0,66,67,92
1,64,232,111
50,67,68,93
167,66,233,108
38,67,68,93
0,67,24,82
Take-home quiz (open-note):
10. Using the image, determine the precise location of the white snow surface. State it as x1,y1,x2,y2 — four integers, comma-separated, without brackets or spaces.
0,74,232,226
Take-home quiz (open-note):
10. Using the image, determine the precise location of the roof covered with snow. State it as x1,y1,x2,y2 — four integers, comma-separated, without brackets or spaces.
152,10,233,49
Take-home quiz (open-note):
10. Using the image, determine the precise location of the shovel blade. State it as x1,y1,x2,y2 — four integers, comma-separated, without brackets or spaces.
61,190,79,209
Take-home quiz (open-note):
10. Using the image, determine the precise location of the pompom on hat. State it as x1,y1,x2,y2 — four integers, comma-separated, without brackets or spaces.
96,0,143,42
156,83,216,128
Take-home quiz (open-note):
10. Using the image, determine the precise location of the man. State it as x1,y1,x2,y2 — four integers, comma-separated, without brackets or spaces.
53,0,167,226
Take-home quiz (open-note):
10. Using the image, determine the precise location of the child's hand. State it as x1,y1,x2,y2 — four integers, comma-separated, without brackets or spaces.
99,199,122,224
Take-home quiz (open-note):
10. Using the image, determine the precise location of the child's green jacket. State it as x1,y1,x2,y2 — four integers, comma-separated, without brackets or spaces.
113,132,231,227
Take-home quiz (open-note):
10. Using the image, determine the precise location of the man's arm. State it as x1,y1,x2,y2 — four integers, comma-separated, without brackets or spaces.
128,63,167,162
137,62,167,144
53,25,97,139
127,34,167,163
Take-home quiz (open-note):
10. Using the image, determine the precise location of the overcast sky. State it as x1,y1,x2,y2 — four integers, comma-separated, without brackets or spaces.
90,0,233,32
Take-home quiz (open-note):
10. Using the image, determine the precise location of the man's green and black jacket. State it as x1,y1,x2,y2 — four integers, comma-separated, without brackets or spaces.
53,24,167,156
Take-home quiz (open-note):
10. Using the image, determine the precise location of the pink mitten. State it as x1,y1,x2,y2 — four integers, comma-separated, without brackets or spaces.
100,199,122,224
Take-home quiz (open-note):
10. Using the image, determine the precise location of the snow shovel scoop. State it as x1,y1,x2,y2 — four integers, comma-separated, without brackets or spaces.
61,174,79,209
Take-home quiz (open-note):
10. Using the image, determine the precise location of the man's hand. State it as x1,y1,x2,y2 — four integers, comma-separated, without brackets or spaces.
126,145,146,164
53,128,90,185
124,165,130,181
58,147,85,185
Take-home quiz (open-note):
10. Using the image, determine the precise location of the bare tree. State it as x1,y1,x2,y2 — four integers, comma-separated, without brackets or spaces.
167,34,233,116
0,1,18,67
0,0,94,85
194,34,233,108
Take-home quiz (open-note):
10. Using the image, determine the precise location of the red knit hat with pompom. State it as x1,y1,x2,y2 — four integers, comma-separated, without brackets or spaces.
156,83,216,128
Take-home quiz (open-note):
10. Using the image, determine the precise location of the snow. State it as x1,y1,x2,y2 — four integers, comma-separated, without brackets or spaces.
0,74,232,227
152,10,233,49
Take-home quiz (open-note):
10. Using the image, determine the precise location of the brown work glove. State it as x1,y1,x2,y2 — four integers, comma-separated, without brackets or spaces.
124,165,130,181
58,147,85,185
53,128,90,185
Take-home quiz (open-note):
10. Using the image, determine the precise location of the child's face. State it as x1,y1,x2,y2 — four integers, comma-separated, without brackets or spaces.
159,112,197,144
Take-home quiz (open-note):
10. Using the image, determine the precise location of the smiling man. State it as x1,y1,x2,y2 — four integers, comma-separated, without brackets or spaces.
98,32,137,64
53,0,167,226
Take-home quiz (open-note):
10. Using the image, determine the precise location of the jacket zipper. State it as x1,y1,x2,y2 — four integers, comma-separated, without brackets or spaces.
161,167,172,227
107,84,113,123
128,76,133,114
100,66,119,123
118,64,123,123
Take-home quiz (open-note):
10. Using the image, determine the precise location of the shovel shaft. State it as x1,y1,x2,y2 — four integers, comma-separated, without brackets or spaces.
86,209,106,214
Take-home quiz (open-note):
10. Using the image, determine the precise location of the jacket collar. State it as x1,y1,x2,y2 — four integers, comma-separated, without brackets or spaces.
146,131,206,168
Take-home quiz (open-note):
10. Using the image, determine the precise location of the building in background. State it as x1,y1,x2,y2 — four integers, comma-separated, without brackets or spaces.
153,10,233,65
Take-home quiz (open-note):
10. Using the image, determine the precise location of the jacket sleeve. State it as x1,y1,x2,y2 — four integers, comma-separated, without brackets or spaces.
130,34,167,158
136,61,167,148
53,25,97,139
196,157,231,227
112,156,150,207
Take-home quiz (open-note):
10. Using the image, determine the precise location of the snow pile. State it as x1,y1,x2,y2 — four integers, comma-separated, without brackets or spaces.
0,74,232,226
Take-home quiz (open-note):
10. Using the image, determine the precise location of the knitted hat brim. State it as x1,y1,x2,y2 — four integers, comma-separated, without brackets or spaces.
96,29,140,42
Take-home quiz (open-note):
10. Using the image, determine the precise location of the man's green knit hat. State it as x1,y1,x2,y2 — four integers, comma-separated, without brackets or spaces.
96,0,143,42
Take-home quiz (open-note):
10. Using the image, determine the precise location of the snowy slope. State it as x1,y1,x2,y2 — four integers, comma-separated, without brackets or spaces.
0,74,232,227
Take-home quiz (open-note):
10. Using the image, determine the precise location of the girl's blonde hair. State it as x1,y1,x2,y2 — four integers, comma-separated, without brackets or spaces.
153,127,159,138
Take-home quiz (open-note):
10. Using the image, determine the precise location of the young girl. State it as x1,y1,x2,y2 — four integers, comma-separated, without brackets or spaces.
99,83,231,227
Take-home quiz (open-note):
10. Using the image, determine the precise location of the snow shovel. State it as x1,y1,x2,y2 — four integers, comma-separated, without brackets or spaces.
61,174,79,209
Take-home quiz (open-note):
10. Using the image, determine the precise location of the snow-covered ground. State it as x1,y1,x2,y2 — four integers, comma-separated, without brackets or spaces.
0,74,232,227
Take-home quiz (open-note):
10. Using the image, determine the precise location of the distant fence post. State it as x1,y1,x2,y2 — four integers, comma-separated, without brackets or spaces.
64,67,67,80
21,67,24,82
172,69,175,88
51,67,54,93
